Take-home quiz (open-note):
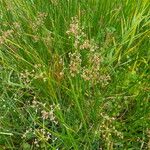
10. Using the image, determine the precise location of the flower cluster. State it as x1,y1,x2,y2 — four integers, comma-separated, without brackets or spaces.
99,74,111,87
41,108,58,125
81,53,101,83
99,113,123,148
21,98,60,147
66,16,111,86
0,30,14,45
67,16,98,52
31,98,59,125
20,69,35,85
22,127,55,148
69,52,82,77
20,64,48,85
34,128,52,145
66,16,86,49
66,16,81,38
32,12,47,32
80,39,99,52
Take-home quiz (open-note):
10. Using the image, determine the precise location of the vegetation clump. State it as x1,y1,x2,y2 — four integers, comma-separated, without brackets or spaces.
0,0,149,149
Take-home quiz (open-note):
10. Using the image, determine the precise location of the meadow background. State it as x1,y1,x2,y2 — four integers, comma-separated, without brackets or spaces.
0,0,150,149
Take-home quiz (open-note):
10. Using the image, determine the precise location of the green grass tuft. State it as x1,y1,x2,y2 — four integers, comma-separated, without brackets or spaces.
0,0,150,149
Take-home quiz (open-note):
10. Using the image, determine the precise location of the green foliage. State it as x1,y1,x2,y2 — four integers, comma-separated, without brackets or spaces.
0,0,149,149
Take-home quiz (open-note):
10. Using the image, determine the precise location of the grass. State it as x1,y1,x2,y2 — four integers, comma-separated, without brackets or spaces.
0,0,150,149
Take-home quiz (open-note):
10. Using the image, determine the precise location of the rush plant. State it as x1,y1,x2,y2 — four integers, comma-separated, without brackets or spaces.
0,0,149,149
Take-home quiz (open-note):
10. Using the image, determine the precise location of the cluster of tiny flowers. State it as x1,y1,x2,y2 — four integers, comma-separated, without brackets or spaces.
21,100,60,147
35,71,47,82
89,53,101,70
99,74,111,87
69,52,82,77
22,128,33,139
31,96,39,113
41,108,58,125
66,16,111,86
0,30,14,45
31,98,59,125
81,67,92,81
81,52,101,83
20,69,35,84
35,128,52,142
80,39,99,52
66,16,98,52
21,127,54,147
43,32,52,46
57,57,65,79
66,16,81,38
66,16,86,49
32,12,47,32
20,64,48,84
99,113,123,148
79,39,91,50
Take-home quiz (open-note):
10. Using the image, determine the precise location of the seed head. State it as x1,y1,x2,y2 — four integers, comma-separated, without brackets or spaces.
69,52,82,77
